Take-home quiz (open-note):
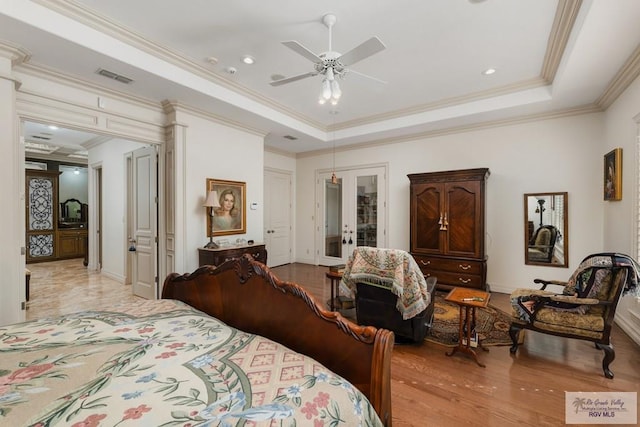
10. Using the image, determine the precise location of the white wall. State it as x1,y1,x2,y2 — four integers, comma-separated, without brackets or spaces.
602,73,640,344
296,113,605,294
180,112,265,273
264,149,296,172
59,169,88,204
89,138,145,282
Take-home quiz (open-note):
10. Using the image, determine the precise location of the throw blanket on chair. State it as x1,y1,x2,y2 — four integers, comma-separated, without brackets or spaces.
340,247,430,320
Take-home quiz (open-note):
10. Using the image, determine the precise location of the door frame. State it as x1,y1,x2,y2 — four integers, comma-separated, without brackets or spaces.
314,163,388,265
88,162,103,271
264,167,293,267
126,145,159,299
20,120,166,288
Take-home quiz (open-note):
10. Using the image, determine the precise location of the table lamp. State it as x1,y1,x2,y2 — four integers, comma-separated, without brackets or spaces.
203,190,220,248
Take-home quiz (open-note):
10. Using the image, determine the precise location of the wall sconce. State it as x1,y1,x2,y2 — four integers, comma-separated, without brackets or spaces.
203,190,221,248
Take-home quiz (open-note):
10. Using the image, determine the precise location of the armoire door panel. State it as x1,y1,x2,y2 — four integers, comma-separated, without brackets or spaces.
445,182,480,257
413,184,442,253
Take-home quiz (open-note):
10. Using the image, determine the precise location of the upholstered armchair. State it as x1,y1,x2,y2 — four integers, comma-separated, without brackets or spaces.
527,225,559,263
509,253,639,378
341,247,437,343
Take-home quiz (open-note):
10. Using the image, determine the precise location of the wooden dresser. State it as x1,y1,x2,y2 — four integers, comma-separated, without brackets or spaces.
198,243,267,267
408,168,489,291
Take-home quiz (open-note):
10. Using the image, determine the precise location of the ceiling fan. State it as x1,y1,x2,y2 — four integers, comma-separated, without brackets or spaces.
270,13,386,104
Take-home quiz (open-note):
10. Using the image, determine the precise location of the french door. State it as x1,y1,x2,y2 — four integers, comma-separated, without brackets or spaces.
316,166,386,265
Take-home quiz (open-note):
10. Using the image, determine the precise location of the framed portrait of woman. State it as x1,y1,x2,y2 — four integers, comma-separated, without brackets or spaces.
603,148,622,201
206,178,246,236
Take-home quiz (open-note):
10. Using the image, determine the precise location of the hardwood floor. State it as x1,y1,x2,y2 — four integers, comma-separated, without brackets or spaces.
25,259,640,426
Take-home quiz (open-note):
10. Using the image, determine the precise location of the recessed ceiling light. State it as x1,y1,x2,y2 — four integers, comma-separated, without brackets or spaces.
48,125,58,130
482,68,496,75
242,55,255,65
205,56,218,65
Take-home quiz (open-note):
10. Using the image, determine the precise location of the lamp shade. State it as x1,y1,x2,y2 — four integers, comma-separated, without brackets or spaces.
203,190,221,208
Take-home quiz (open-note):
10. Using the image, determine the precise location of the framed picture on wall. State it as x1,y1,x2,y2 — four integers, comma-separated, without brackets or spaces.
206,178,246,236
603,148,622,201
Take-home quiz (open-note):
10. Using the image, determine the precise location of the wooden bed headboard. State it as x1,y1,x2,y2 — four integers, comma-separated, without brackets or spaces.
162,255,394,426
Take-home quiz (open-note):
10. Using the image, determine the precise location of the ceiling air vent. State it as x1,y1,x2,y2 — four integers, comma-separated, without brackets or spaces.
31,135,51,140
283,135,298,140
96,68,133,84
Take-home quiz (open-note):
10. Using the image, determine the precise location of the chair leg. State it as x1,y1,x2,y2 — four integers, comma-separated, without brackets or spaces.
509,324,522,354
595,342,615,379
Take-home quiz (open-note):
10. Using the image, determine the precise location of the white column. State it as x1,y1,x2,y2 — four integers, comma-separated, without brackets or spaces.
0,43,27,325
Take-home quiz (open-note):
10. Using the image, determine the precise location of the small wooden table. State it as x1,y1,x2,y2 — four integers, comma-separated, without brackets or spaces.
445,287,491,367
325,271,343,311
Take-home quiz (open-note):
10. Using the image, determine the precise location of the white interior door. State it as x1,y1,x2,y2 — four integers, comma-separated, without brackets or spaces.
264,169,292,267
317,166,386,265
130,146,157,299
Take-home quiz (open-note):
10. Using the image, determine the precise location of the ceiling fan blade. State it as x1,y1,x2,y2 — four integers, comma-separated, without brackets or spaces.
270,71,318,86
281,41,322,63
338,37,386,67
347,69,387,85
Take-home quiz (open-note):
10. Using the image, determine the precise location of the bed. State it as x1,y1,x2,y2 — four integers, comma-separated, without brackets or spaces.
0,255,394,426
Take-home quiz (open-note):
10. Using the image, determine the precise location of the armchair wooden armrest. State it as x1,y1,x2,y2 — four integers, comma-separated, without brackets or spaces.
548,295,599,305
533,278,567,290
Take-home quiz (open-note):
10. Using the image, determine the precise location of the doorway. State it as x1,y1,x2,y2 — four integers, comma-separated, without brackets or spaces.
264,168,293,267
23,121,157,297
316,165,387,265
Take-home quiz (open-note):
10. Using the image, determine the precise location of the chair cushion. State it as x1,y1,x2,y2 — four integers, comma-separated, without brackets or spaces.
534,228,551,246
533,306,604,334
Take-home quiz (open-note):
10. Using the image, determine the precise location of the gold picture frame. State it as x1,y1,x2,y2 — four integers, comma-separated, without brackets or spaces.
206,178,246,236
603,148,622,201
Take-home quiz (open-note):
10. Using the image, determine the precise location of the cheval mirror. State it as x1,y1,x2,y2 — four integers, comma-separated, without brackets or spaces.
524,192,568,267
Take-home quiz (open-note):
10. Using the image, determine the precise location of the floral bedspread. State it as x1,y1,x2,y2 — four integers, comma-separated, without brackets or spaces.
0,299,383,427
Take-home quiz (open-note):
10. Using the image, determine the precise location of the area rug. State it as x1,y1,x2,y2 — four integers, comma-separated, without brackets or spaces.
425,293,514,347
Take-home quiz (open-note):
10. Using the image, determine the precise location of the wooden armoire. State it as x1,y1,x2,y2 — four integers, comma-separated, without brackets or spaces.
408,168,489,290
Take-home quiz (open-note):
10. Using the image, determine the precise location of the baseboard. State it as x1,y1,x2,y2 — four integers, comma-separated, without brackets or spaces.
100,270,125,284
615,312,640,347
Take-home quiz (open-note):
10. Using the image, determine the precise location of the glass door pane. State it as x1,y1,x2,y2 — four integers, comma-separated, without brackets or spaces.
324,177,342,258
356,174,378,247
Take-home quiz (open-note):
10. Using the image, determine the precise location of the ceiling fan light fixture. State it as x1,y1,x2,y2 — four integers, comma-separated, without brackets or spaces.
326,67,335,81
321,79,332,100
330,80,341,99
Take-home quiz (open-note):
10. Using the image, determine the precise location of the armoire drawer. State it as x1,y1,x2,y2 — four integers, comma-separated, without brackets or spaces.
424,270,484,289
412,255,483,275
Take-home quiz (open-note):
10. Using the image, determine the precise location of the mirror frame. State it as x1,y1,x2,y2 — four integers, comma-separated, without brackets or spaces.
523,192,568,267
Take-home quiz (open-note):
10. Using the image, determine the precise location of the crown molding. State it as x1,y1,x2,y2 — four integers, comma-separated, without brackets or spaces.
264,145,297,158
596,43,640,109
332,77,547,131
0,40,31,64
26,152,87,165
83,134,112,149
541,0,582,83
297,103,602,158
161,100,266,138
